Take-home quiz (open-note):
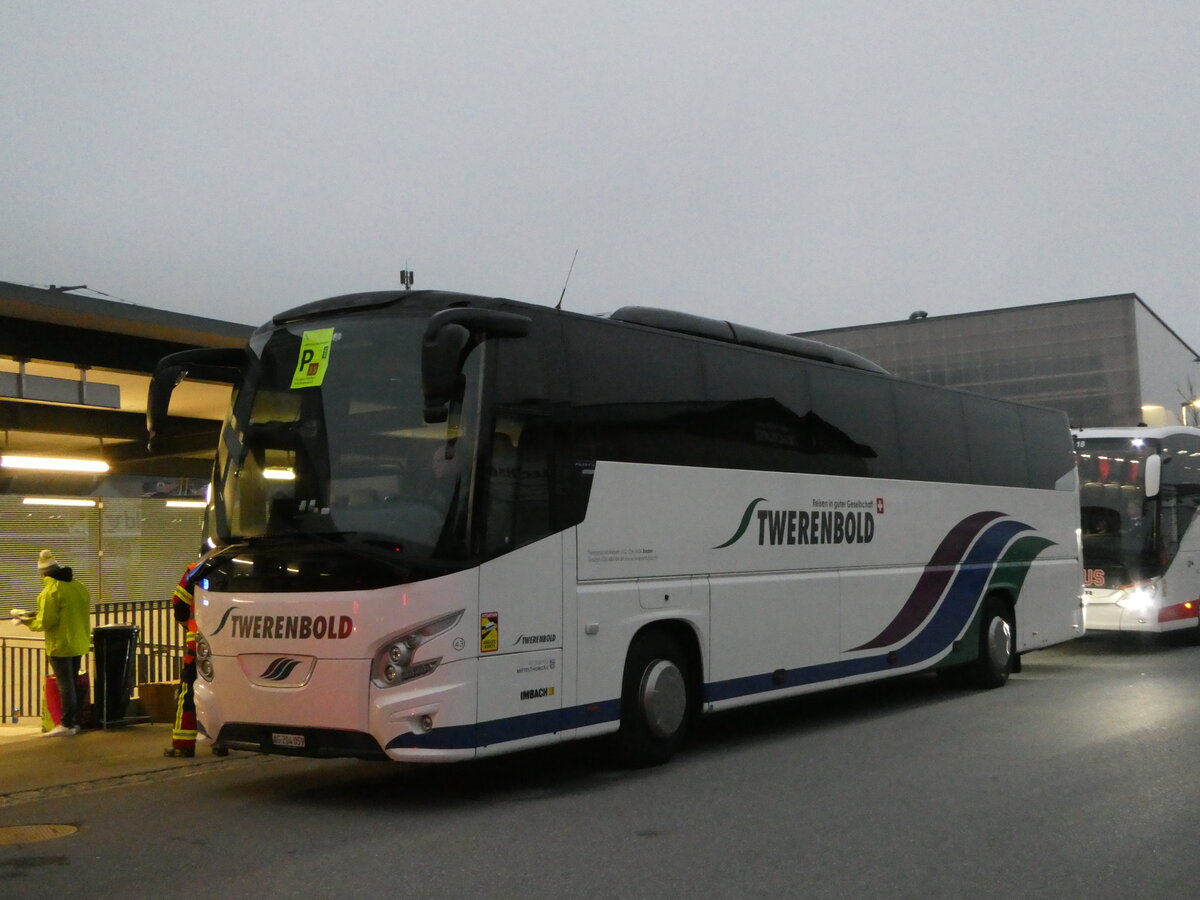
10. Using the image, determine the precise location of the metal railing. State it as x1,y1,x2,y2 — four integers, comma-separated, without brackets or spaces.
0,635,60,723
2,600,183,723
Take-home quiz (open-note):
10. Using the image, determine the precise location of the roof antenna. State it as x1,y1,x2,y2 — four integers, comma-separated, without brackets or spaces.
400,265,414,291
555,249,578,310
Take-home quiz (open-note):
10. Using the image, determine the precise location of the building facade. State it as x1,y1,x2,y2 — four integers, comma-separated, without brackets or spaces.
0,280,252,618
799,294,1200,429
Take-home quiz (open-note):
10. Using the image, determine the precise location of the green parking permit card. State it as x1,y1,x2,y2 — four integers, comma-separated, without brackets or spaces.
291,328,334,388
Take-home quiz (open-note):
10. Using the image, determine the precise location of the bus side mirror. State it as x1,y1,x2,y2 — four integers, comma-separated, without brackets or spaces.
147,348,244,452
421,308,531,423
1145,453,1162,498
147,361,187,451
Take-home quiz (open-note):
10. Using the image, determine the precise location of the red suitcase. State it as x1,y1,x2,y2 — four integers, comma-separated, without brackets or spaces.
44,672,95,729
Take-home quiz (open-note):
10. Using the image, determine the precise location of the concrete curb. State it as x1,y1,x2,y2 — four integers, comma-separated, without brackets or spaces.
0,722,258,808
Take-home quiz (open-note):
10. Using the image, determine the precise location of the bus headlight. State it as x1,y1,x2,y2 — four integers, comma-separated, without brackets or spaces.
196,635,215,681
1117,587,1156,613
372,609,464,688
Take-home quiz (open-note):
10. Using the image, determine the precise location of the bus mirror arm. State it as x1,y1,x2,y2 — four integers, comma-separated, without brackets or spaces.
147,348,245,452
422,324,470,423
421,309,531,423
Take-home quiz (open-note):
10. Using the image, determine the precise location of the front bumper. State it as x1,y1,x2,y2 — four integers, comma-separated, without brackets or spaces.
196,655,480,762
1085,600,1199,633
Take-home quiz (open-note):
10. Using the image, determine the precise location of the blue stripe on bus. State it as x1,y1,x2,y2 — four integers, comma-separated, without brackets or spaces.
385,699,622,751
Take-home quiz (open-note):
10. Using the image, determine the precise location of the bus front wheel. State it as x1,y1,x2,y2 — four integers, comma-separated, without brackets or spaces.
615,631,691,767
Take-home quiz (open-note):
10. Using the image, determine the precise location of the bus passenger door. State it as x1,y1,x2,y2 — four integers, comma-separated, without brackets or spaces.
1163,483,1200,619
475,534,564,754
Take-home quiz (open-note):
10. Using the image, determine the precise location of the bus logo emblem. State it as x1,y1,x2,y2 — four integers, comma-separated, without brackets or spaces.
259,658,303,681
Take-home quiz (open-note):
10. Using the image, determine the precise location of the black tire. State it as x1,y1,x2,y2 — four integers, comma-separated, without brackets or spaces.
964,595,1014,689
615,631,692,768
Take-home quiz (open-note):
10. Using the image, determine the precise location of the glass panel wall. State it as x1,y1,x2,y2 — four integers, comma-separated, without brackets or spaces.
800,296,1148,428
0,495,204,618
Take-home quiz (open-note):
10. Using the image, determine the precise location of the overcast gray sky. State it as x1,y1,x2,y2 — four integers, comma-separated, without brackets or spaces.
3,1,1199,347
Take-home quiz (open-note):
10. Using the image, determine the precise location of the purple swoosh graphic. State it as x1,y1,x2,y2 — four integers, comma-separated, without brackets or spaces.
850,510,1004,651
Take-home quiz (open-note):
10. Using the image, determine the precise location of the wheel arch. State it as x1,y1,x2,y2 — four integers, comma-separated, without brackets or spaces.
936,588,1018,677
987,586,1017,624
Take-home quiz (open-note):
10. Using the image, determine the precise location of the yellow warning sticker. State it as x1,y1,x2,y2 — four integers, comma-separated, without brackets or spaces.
290,328,335,389
481,612,498,653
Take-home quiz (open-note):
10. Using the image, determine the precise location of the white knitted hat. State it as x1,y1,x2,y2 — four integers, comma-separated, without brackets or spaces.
37,549,59,573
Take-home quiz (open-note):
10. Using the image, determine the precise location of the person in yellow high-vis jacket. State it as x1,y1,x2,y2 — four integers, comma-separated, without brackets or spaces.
17,549,92,736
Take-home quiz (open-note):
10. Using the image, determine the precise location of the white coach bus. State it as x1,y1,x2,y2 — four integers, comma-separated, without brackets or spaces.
149,291,1083,766
1074,426,1200,635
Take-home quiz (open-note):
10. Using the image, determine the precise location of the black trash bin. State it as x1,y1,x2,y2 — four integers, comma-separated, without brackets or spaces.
92,624,139,727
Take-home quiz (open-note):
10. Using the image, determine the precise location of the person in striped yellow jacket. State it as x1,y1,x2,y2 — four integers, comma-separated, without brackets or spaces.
164,558,206,758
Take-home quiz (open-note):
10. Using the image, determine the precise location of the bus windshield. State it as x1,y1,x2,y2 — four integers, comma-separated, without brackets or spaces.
1074,436,1160,585
207,311,478,566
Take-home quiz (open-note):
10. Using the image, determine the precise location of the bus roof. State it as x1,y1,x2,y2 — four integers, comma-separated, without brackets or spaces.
266,289,889,376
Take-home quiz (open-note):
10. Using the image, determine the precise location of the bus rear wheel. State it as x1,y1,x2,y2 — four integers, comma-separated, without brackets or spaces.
966,595,1014,689
615,631,691,767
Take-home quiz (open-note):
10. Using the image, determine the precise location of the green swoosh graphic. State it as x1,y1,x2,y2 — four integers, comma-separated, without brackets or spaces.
939,532,1058,669
714,497,768,549
984,534,1057,599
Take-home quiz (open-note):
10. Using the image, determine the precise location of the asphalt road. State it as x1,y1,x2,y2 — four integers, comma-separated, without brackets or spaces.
3,631,1199,899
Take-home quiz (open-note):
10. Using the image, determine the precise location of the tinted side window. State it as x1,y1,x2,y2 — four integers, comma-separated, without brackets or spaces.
1161,435,1200,488
563,319,705,476
491,327,548,407
568,320,835,473
807,365,903,479
961,395,1029,487
481,336,560,557
1021,408,1074,490
480,410,555,557
1159,436,1200,558
701,342,811,413
566,320,893,478
698,344,823,473
891,381,970,484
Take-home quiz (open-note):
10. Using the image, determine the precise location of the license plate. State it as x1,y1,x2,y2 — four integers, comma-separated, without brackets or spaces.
271,732,305,749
